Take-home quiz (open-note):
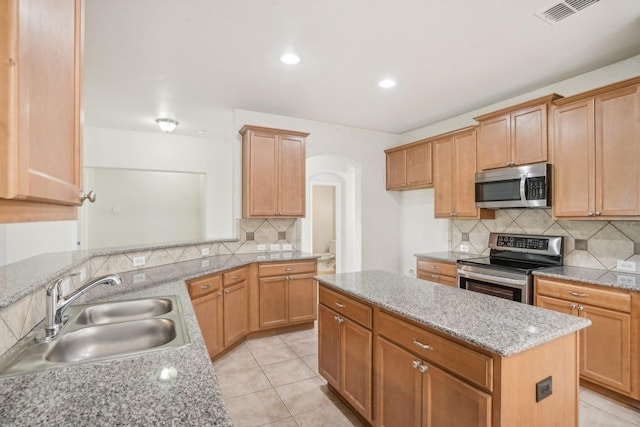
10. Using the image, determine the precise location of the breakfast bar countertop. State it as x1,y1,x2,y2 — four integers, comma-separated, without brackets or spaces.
316,270,591,357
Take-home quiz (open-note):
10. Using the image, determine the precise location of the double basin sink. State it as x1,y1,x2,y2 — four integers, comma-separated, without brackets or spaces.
0,295,190,378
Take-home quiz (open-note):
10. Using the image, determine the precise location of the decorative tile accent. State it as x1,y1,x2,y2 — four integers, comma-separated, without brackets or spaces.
461,233,469,241
575,239,588,251
0,294,32,338
246,231,255,241
588,225,634,270
0,316,17,356
635,242,640,255
255,221,278,244
278,231,286,240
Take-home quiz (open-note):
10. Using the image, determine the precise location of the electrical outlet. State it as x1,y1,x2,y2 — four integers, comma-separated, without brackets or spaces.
270,244,280,251
460,245,470,252
536,376,552,402
201,259,210,268
133,272,146,284
201,247,209,256
132,256,146,267
617,260,637,272
283,244,293,251
617,275,637,287
256,244,267,251
79,268,87,281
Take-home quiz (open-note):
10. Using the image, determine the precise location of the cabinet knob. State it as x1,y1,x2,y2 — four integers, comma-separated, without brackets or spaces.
505,162,510,166
412,360,421,369
595,211,601,216
217,291,222,296
577,306,584,311
587,212,594,216
570,303,577,309
80,190,97,204
224,289,230,294
418,364,429,373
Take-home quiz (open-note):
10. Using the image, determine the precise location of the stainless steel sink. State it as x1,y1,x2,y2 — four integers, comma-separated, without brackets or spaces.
0,295,190,378
72,298,173,325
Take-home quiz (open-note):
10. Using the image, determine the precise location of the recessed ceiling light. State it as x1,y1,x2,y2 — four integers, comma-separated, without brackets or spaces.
378,79,396,88
155,118,178,133
280,53,301,65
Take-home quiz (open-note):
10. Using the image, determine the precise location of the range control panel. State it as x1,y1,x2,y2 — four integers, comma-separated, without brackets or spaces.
496,235,549,250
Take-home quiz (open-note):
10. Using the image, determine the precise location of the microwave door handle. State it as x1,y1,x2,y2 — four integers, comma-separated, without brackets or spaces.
519,175,527,204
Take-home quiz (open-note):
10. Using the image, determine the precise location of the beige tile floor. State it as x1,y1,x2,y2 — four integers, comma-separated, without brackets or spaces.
213,325,640,427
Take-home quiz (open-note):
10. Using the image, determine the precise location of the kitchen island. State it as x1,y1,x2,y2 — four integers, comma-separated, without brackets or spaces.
316,270,591,427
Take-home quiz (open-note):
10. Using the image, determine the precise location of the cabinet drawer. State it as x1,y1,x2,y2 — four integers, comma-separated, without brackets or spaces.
319,286,372,329
188,274,222,299
259,261,317,277
223,267,247,287
417,259,456,278
536,278,631,313
377,311,493,391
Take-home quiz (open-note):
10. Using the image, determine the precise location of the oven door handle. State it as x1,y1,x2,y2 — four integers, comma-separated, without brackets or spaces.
457,269,527,288
519,174,527,205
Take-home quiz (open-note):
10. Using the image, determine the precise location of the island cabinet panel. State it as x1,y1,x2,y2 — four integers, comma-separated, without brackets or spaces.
551,78,640,219
475,94,560,171
318,288,373,422
535,276,638,400
258,260,318,330
0,0,84,223
240,125,309,218
385,140,433,191
416,259,457,287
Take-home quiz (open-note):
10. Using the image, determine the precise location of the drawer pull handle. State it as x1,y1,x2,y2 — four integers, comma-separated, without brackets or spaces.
201,285,211,290
431,274,439,279
231,275,239,280
418,364,429,373
568,291,589,297
412,339,433,351
283,267,294,271
335,302,345,308
431,266,439,270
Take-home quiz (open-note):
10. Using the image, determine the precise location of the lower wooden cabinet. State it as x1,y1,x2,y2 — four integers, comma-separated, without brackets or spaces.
376,336,491,427
188,276,224,358
223,279,249,347
416,258,457,287
535,277,637,400
319,301,372,422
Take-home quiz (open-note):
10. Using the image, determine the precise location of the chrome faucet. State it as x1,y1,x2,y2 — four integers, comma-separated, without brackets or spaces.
37,273,122,342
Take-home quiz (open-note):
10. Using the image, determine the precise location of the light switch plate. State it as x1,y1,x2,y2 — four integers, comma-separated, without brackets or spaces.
132,256,146,267
257,244,267,251
283,244,293,251
270,244,280,251
460,245,469,252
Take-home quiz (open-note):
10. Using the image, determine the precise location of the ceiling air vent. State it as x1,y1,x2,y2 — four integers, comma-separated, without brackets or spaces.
536,0,600,24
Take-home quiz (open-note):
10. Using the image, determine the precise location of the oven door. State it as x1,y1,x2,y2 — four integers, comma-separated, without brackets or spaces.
457,267,532,304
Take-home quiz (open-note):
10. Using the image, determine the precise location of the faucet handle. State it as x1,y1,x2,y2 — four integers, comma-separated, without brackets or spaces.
47,272,82,294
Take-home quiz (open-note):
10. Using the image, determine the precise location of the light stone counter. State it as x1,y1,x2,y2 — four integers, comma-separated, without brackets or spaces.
316,270,590,357
0,251,317,426
534,266,640,292
414,251,480,263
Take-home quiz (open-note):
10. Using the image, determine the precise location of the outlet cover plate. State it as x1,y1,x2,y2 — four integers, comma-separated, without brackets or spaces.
201,248,209,256
460,245,470,252
132,256,146,267
283,244,293,251
617,260,637,272
270,244,280,251
256,244,267,251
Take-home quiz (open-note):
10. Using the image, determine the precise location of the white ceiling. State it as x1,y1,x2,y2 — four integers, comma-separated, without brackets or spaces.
83,0,640,136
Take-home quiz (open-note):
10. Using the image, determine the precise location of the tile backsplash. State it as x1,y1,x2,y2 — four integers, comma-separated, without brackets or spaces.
450,209,640,271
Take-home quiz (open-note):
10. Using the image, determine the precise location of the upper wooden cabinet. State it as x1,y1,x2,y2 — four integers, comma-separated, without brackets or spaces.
474,94,562,171
551,77,640,219
385,140,433,190
0,0,84,223
240,125,309,218
433,127,494,219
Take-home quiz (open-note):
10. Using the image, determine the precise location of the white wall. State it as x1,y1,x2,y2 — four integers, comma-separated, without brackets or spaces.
2,221,77,265
234,110,402,273
312,185,335,254
399,54,640,268
83,126,235,242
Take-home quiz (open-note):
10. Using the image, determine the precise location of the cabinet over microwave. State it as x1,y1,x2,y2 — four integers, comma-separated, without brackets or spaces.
475,163,551,209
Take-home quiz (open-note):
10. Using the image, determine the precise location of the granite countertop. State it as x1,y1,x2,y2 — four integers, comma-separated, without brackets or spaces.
0,251,317,426
534,266,640,292
316,270,590,357
414,251,480,263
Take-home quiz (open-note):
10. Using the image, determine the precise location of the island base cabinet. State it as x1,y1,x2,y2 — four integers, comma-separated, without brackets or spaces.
318,304,372,423
375,336,491,427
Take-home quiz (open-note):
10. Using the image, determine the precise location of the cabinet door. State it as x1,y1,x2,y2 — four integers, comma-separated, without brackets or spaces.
318,304,341,390
223,281,248,347
192,291,224,358
580,304,632,394
595,84,640,216
278,135,306,216
288,276,317,323
342,317,372,421
424,363,492,427
386,150,406,190
245,132,278,216
478,114,510,170
406,142,432,188
433,136,454,218
512,104,548,166
536,295,576,315
552,100,596,217
375,337,422,427
453,129,479,218
259,276,288,329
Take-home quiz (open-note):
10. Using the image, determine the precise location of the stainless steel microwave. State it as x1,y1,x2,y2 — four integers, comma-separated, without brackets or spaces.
475,163,551,208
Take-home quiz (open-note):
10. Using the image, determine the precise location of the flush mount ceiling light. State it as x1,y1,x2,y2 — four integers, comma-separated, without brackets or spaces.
280,52,301,65
378,79,396,88
155,118,179,133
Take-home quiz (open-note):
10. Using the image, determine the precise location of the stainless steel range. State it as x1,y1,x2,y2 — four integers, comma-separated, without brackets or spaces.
457,233,563,304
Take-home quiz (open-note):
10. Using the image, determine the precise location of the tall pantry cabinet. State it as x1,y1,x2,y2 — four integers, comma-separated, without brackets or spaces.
0,0,84,223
